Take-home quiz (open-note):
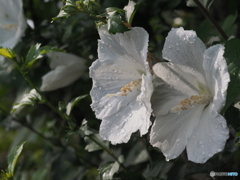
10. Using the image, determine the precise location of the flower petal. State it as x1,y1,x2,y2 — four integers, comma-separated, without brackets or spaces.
162,27,206,74
40,52,86,91
100,100,151,144
187,105,229,163
90,26,150,119
203,45,230,112
150,105,205,161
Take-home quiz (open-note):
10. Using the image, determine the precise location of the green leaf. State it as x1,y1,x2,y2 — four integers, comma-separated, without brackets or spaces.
225,106,240,132
84,134,109,152
186,0,214,10
222,11,238,36
106,7,130,34
66,95,88,115
8,142,25,176
25,44,64,69
0,47,16,59
98,156,123,180
12,89,42,113
119,172,146,180
78,119,98,137
125,140,148,167
222,38,240,113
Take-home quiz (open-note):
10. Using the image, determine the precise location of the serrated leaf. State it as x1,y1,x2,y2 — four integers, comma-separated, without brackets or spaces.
84,134,109,152
12,89,42,113
25,44,64,69
7,141,25,176
66,95,88,115
98,156,123,180
0,47,16,59
222,38,240,113
106,7,130,34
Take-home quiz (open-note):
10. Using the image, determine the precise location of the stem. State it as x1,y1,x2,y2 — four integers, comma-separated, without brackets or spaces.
12,117,56,146
87,135,127,172
193,0,228,41
14,59,76,130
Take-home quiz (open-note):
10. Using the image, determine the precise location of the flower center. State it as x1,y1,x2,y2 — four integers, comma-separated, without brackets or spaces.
171,93,211,113
0,23,17,31
106,79,142,98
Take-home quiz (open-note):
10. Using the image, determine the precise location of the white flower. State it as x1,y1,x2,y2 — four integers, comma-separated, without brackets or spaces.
150,27,230,163
0,0,26,53
90,26,153,144
40,52,86,91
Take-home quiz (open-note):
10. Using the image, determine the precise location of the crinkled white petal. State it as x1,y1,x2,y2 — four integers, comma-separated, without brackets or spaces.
203,45,230,112
40,52,86,91
150,105,205,161
90,26,152,144
187,105,229,163
0,0,26,48
162,27,206,74
98,26,149,71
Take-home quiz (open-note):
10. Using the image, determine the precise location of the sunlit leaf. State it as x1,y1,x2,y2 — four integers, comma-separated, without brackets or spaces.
8,142,25,176
98,156,123,180
0,47,16,59
66,95,88,115
25,44,64,69
12,89,42,113
84,134,109,152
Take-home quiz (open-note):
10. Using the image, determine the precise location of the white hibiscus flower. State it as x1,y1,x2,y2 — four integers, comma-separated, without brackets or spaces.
150,27,230,163
40,52,86,91
90,26,153,144
0,0,26,54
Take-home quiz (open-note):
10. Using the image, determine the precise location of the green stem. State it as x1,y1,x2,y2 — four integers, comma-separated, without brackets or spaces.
14,59,76,130
87,135,127,172
12,117,58,147
193,0,228,41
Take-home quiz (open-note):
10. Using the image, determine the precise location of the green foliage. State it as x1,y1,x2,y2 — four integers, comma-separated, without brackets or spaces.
222,38,240,113
66,95,88,115
0,47,16,60
0,142,25,180
98,156,123,180
106,7,130,34
12,89,42,113
25,44,64,69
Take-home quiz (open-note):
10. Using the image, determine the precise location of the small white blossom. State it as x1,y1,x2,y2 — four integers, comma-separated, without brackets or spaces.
40,52,86,91
90,25,153,144
150,27,230,163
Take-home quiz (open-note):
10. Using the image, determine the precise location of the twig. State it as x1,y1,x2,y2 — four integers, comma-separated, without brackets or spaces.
193,0,228,41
